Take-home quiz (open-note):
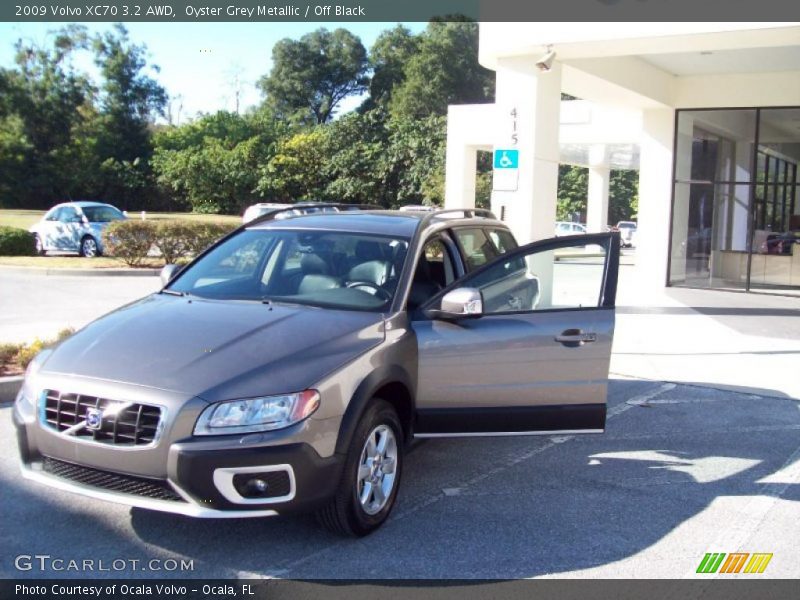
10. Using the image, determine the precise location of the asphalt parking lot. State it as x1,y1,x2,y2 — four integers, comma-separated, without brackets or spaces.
2,378,799,579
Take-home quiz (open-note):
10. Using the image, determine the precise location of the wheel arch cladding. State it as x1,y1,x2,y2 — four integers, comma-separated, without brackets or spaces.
334,366,415,455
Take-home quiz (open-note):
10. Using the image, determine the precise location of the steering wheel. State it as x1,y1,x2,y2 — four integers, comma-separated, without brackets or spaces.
346,280,392,301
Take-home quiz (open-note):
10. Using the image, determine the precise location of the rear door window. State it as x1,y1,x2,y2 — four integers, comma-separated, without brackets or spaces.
453,228,500,272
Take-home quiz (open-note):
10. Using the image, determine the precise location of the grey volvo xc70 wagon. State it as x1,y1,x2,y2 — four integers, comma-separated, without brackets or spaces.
14,208,620,536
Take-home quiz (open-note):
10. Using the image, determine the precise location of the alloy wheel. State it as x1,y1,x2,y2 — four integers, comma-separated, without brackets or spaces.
356,424,398,515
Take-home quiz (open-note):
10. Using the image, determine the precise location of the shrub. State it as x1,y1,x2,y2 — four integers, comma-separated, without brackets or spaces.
0,226,35,256
14,327,74,370
153,221,195,264
102,219,237,266
102,220,157,267
183,222,238,257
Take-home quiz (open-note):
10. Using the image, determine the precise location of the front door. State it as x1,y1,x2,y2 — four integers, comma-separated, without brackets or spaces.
412,233,619,436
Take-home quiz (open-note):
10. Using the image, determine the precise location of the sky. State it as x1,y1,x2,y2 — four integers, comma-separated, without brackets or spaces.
0,22,428,121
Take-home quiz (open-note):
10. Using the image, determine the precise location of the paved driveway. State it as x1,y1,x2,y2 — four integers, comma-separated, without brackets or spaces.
2,378,798,579
0,271,159,343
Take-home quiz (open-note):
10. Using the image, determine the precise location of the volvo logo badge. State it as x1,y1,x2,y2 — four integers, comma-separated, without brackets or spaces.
85,408,103,430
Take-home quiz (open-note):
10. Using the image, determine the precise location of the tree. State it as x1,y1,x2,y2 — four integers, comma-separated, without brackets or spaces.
86,25,168,208
557,165,588,221
259,28,369,125
0,25,93,207
390,20,494,119
153,110,286,213
609,169,639,223
363,25,420,110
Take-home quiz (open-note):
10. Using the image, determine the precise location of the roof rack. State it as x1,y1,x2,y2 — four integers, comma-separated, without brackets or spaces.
419,208,497,227
246,202,382,227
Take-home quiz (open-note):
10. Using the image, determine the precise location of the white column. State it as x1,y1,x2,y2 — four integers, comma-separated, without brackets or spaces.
587,145,610,232
444,142,477,210
637,108,676,289
491,59,561,245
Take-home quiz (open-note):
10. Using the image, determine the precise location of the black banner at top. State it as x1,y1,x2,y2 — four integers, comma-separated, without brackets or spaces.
3,0,800,22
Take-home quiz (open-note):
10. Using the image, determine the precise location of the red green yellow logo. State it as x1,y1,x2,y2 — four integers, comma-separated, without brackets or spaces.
696,552,773,574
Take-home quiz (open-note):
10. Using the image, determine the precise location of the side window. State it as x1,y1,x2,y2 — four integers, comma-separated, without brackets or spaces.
408,237,457,310
486,229,518,254
453,228,500,271
60,207,79,223
456,240,609,314
422,238,456,288
45,208,62,221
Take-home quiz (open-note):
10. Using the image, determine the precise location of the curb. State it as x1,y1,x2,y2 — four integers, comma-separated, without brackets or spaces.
0,376,23,404
0,266,160,277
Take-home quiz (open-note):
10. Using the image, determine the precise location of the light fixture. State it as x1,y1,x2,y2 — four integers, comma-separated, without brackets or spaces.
536,45,556,72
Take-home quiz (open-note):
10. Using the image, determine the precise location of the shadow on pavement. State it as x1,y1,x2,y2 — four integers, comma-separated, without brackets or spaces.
2,379,799,578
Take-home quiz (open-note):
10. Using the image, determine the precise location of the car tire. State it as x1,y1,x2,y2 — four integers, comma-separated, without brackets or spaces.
79,235,100,258
316,399,403,537
34,234,46,256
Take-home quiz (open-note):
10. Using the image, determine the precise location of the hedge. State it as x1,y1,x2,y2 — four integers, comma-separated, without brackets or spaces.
102,220,237,267
0,226,35,256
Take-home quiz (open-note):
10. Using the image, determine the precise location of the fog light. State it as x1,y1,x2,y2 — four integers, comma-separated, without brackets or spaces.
233,474,271,498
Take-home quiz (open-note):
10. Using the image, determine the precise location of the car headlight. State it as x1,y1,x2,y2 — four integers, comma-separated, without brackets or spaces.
193,390,320,436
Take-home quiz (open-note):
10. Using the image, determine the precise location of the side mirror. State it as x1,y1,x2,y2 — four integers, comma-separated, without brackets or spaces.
425,287,483,321
160,264,182,286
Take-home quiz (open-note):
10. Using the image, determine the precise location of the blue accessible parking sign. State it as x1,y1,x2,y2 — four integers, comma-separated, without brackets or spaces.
494,149,519,169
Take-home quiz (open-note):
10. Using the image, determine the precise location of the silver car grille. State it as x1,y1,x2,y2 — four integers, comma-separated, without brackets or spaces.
42,389,163,446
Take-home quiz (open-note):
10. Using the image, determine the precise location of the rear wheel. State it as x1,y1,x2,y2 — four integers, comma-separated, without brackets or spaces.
317,400,403,536
79,235,100,258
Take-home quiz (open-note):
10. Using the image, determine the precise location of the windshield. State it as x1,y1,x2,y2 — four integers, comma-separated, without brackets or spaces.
82,206,125,222
167,229,409,311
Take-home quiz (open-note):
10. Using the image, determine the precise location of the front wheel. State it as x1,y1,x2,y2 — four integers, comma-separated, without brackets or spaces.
317,400,403,536
79,235,100,258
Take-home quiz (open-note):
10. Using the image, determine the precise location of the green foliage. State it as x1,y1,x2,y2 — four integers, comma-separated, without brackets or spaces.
364,25,420,110
389,21,494,119
610,170,639,223
0,226,35,255
257,128,329,202
259,28,368,125
152,220,195,264
153,110,286,214
181,222,237,257
13,327,74,370
101,220,157,266
0,24,166,210
101,219,236,266
557,165,588,221
557,165,639,224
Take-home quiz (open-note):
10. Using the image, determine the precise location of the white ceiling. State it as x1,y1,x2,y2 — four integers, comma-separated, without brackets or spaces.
641,46,800,76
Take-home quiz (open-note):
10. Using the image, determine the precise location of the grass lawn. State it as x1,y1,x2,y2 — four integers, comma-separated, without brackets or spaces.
0,209,240,230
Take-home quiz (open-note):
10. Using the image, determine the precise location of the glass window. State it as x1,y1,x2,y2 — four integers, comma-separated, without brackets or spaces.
671,107,799,295
486,228,518,254
453,228,500,271
169,229,409,312
81,205,125,222
457,240,608,314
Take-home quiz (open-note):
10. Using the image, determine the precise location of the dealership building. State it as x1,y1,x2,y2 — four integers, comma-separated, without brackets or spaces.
444,23,800,295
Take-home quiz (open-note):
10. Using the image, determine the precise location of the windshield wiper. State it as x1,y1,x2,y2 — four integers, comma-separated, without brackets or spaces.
161,289,187,297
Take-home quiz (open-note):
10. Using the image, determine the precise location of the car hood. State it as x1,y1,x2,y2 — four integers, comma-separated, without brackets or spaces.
40,294,385,402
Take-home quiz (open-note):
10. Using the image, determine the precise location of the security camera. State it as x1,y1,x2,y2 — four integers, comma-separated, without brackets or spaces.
536,46,556,72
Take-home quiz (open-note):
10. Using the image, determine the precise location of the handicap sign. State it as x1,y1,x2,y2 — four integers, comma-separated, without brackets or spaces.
493,149,519,169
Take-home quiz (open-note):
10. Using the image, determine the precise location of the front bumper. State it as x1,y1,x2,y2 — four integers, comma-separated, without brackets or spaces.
14,397,344,519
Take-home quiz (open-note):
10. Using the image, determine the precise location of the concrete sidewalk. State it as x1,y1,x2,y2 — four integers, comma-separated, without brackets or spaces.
613,265,800,400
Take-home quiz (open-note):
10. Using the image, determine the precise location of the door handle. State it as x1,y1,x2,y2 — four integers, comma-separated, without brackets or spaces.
555,329,597,347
